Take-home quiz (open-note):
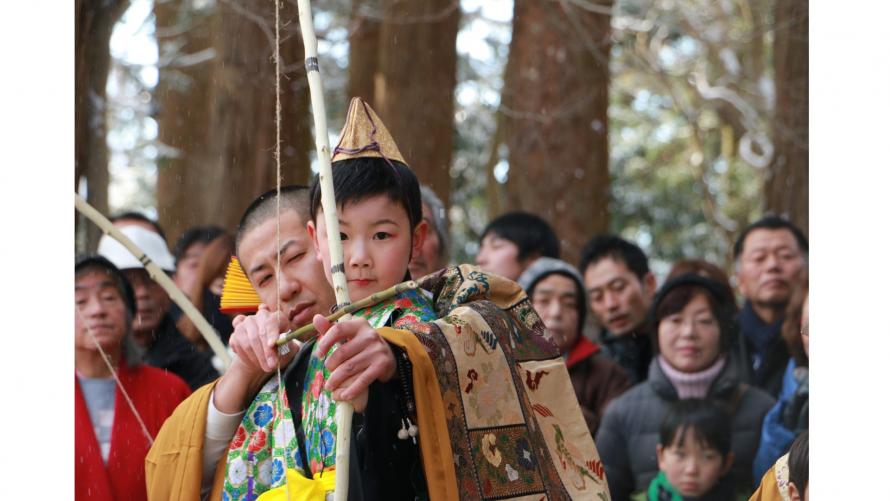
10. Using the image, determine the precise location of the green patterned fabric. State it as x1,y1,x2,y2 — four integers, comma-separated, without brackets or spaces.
222,288,435,499
302,287,436,475
221,378,299,500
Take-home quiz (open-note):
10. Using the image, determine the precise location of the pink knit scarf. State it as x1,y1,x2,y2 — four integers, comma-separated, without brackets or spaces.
658,355,726,399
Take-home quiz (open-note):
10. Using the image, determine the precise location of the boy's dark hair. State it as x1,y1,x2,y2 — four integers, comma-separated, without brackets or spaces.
480,212,560,261
173,225,228,265
578,234,649,280
309,157,422,230
651,273,737,356
110,211,168,241
788,430,809,493
235,185,311,258
659,398,732,458
733,215,809,260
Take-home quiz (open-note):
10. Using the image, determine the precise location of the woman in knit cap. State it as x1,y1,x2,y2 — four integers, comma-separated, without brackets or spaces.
595,273,775,500
518,257,631,436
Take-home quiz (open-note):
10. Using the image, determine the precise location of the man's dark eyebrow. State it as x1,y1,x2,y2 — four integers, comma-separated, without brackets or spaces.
587,277,625,293
247,240,299,276
278,240,298,257
248,262,270,276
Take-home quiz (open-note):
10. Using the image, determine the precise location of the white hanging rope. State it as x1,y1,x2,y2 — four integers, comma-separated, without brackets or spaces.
272,2,294,499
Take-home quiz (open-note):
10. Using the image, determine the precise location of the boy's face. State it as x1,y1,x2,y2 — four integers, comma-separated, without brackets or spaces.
656,430,732,498
309,195,427,303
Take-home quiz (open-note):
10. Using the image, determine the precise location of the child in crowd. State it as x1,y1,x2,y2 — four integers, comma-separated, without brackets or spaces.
641,399,741,500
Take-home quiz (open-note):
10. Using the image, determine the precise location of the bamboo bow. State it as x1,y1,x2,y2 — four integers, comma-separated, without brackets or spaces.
74,194,232,368
294,0,354,498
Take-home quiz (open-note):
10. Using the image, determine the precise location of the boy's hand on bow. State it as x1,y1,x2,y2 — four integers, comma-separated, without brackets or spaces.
313,314,397,413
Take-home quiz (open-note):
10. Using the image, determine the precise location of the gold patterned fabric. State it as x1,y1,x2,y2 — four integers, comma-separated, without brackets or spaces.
331,97,407,165
398,265,611,500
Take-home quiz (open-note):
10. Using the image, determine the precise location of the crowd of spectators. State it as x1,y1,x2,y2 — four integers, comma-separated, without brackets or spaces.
75,183,808,500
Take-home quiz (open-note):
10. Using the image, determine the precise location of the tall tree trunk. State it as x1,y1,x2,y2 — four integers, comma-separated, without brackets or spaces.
374,0,460,208
347,0,381,106
502,0,612,265
766,0,808,235
155,0,312,242
75,0,130,251
154,0,215,247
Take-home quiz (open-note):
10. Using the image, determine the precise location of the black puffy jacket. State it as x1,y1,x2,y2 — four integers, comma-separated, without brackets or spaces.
595,356,775,500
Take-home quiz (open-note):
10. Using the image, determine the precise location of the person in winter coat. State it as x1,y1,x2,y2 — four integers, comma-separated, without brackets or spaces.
519,257,632,435
595,273,775,500
579,235,657,384
732,216,808,397
75,255,191,501
752,274,808,483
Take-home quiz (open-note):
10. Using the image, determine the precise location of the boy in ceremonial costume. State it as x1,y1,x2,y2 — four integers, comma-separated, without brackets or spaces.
148,98,610,501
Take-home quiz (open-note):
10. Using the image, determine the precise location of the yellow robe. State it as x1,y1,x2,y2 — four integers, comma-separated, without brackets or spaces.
146,265,611,501
748,453,792,501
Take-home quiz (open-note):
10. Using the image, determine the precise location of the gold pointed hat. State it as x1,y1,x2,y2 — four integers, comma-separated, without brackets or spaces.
331,97,407,165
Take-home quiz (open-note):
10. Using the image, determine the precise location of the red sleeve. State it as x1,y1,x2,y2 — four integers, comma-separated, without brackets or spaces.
137,366,196,427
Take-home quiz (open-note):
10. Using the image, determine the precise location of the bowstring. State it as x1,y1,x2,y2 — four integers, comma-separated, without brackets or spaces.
75,306,155,447
273,0,292,497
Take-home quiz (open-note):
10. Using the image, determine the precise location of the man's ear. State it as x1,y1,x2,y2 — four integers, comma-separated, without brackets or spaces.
733,264,750,298
644,271,657,299
520,251,542,269
655,444,666,471
306,220,322,261
412,220,429,258
720,452,735,476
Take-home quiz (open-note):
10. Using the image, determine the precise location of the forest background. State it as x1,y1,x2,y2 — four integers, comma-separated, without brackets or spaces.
74,0,808,275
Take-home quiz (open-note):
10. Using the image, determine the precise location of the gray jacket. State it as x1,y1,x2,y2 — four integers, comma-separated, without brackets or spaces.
595,357,775,500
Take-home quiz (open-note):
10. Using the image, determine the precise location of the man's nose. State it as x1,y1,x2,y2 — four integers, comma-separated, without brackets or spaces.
764,252,781,270
81,296,106,318
131,280,151,298
604,291,619,309
278,271,302,303
475,251,487,266
543,301,563,321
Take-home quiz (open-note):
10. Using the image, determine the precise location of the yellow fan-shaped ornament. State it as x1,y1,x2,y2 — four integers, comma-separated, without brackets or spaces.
220,256,262,314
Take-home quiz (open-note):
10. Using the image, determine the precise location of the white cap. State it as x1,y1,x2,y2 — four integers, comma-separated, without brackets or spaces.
97,225,176,272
